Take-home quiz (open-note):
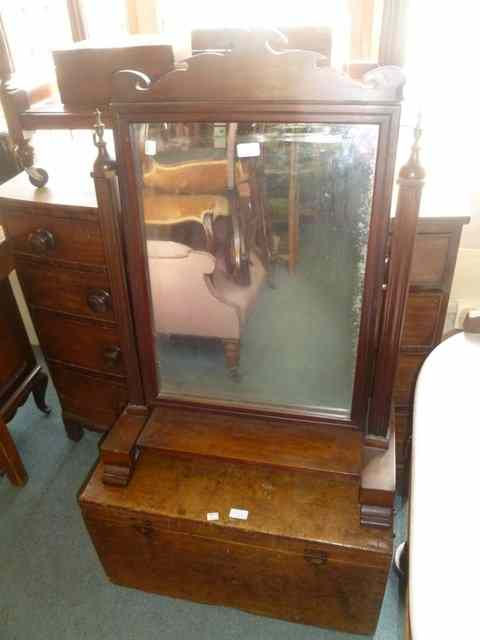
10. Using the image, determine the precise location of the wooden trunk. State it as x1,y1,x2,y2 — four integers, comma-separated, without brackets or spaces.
80,450,392,636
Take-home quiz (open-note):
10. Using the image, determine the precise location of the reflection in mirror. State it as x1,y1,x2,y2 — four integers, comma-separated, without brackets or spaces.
133,122,379,417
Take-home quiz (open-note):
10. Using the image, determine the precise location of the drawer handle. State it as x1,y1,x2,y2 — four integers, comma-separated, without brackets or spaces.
104,345,122,368
28,228,56,254
87,289,112,314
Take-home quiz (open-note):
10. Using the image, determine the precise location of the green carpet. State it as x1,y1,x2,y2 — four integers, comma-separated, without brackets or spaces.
156,216,362,416
0,357,406,639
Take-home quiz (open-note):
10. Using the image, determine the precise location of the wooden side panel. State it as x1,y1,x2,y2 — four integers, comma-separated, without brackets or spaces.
410,235,449,288
392,353,425,406
48,362,128,430
401,292,443,348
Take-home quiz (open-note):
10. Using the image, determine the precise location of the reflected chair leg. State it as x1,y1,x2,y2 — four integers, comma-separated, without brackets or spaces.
222,339,240,379
32,370,51,415
0,415,28,487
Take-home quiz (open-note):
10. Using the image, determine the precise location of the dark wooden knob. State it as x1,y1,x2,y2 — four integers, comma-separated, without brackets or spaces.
87,289,112,314
103,346,122,368
28,228,55,254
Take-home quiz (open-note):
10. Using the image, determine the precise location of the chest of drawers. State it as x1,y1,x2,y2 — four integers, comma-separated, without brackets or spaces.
394,216,468,487
0,173,138,441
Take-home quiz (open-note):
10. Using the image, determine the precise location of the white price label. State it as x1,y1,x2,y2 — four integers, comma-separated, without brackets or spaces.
229,508,249,520
145,139,157,156
236,142,260,158
207,512,219,521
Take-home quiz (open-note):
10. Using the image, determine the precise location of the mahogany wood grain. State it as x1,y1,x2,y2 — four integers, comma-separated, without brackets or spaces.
3,212,105,266
80,451,392,634
31,309,125,377
393,353,426,406
410,235,451,288
92,131,145,405
48,362,128,432
401,292,444,349
111,49,405,104
15,258,114,322
368,130,425,440
391,216,468,488
138,406,363,481
360,423,396,528
99,408,149,486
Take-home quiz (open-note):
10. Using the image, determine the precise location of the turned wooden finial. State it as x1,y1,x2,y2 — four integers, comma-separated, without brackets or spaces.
92,108,114,173
399,114,426,180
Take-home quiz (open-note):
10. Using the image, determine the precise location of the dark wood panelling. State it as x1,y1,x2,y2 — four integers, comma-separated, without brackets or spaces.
410,235,450,288
392,217,468,488
393,352,426,406
3,211,105,266
16,258,114,321
32,308,124,377
401,292,444,348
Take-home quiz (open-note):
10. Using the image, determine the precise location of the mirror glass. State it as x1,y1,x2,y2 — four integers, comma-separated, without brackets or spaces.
132,121,379,417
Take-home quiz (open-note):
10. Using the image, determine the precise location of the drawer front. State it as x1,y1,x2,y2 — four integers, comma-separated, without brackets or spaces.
82,509,388,636
48,362,127,430
410,234,449,288
32,309,124,376
3,212,105,266
393,352,426,406
16,259,114,322
402,292,444,348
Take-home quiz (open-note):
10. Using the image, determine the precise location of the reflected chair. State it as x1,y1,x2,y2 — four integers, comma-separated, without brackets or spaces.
142,123,274,286
147,239,266,377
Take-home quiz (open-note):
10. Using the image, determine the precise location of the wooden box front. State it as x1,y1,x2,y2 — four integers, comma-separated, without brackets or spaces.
80,451,392,636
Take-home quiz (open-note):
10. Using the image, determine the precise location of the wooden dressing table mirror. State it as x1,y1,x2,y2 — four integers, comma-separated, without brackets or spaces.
73,42,422,634
0,9,467,634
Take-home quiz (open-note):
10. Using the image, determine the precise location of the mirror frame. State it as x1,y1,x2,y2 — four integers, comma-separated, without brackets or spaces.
110,48,403,433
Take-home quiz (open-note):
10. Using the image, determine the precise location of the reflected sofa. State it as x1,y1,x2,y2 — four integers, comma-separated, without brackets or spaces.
147,239,266,376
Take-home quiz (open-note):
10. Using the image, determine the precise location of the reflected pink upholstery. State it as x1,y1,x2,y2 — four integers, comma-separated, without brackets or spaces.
147,240,266,340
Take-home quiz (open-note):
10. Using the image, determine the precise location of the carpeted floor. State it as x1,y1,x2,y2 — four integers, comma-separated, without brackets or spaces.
0,358,406,640
155,217,361,415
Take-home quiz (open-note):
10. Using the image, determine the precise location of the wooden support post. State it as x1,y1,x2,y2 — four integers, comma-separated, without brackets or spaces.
367,119,426,441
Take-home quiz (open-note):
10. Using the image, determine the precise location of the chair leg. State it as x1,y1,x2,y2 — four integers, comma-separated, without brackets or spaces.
222,339,240,379
0,415,28,487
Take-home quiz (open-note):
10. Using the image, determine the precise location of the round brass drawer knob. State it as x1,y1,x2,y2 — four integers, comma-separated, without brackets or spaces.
87,289,112,314
103,345,122,368
28,228,55,254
